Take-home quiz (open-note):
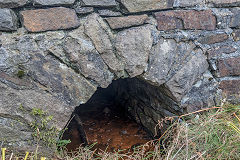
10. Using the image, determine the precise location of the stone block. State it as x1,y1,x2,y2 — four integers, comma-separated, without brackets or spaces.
218,57,240,77
143,39,197,86
207,46,237,58
120,0,174,13
115,26,153,77
33,0,76,6
0,0,29,8
155,10,216,31
230,8,240,28
0,8,18,31
84,13,123,72
207,0,240,7
219,80,240,94
98,10,122,17
165,50,209,102
198,33,229,44
75,7,94,14
82,0,117,7
105,15,148,29
20,7,80,32
173,0,204,7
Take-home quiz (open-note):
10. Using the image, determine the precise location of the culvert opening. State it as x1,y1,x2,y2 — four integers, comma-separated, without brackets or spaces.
62,77,181,152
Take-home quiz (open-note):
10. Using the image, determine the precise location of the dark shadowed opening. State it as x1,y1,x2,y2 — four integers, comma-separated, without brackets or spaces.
62,77,181,152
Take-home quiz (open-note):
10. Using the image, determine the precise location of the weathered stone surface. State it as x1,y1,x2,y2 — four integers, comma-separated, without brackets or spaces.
33,0,75,6
98,10,122,17
120,0,174,12
181,71,218,112
20,7,80,32
165,50,209,102
0,116,33,152
143,39,196,86
0,30,98,152
207,0,240,7
115,26,153,77
198,33,229,44
173,0,204,7
219,80,240,94
0,0,29,8
75,7,94,14
63,27,114,88
230,8,240,28
232,29,240,41
105,15,148,29
84,13,123,72
82,0,117,7
207,45,237,58
0,9,18,31
155,10,216,31
218,57,240,77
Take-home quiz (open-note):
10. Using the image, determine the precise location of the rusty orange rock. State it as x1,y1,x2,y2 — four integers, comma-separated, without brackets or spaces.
20,7,80,32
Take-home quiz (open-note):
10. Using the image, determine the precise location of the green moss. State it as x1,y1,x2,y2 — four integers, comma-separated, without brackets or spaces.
17,70,25,78
29,108,70,149
29,108,58,147
31,108,46,117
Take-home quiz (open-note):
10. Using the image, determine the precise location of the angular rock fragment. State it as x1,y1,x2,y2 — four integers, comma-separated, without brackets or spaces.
115,26,153,77
165,50,209,102
63,34,114,88
143,39,196,86
0,8,18,31
84,13,123,72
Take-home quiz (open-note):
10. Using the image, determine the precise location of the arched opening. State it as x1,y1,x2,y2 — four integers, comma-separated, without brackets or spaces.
62,77,182,152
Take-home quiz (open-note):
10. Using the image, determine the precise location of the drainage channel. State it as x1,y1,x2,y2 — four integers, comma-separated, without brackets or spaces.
63,104,151,152
62,77,176,153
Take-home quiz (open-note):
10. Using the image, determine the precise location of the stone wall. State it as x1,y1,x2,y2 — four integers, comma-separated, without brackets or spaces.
0,0,239,154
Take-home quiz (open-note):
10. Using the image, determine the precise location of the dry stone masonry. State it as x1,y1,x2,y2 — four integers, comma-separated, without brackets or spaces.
0,0,239,154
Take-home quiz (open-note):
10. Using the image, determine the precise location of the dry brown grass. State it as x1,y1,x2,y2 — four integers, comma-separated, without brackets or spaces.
1,104,240,160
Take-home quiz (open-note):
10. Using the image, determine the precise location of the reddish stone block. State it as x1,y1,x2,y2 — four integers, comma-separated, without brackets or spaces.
218,57,240,77
20,7,80,32
198,33,229,45
219,80,240,94
155,10,216,31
